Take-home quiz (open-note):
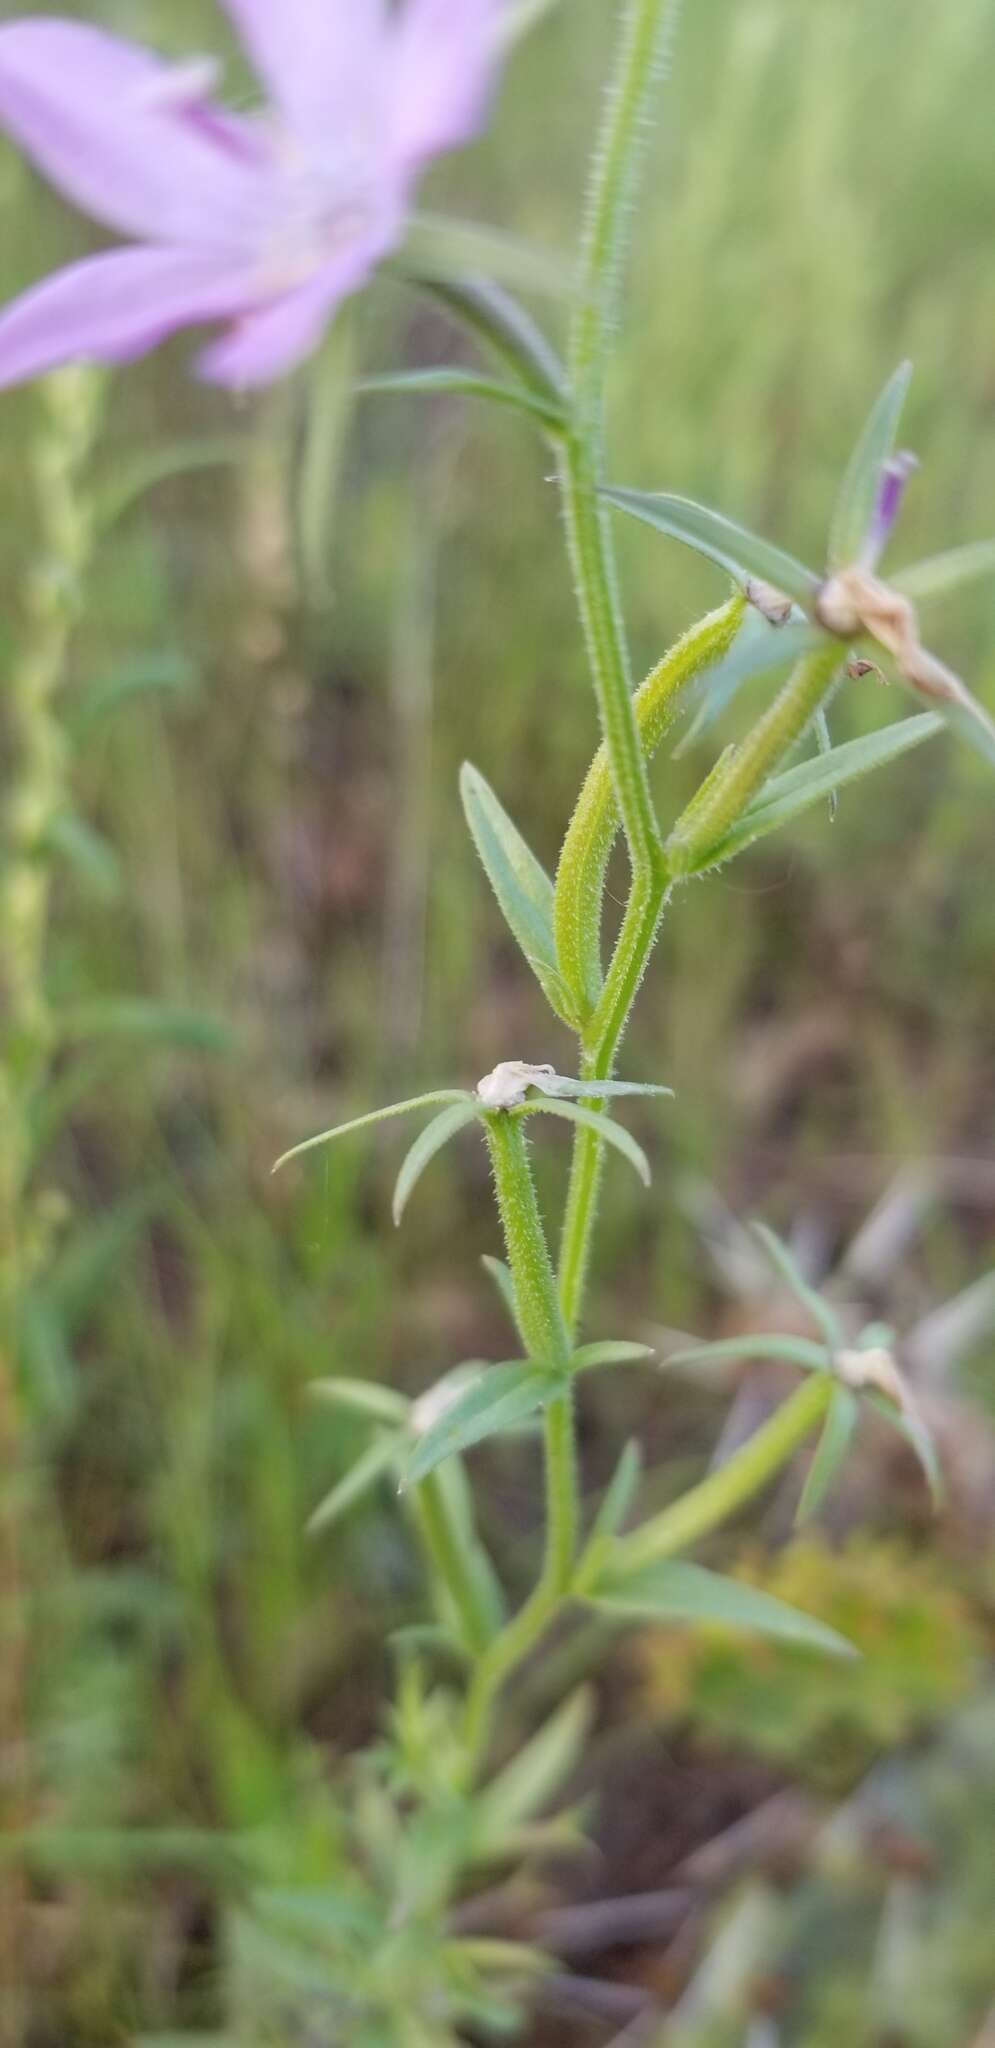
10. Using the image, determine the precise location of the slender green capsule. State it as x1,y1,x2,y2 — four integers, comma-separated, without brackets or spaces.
666,644,842,877
554,594,746,1020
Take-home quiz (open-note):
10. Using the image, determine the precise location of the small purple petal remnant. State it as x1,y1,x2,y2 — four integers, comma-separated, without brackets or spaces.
860,451,920,571
0,1,502,392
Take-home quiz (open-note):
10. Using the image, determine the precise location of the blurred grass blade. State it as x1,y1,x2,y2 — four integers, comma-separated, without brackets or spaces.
571,1340,655,1372
296,309,356,611
460,762,575,1023
814,707,838,820
518,1099,651,1186
602,488,820,607
828,360,912,571
63,999,234,1053
796,1385,860,1522
893,538,995,604
310,1379,409,1424
45,813,122,899
94,435,246,529
69,652,198,740
406,1363,551,1485
590,1559,856,1655
273,1090,472,1173
392,1101,477,1225
308,1435,398,1534
357,368,565,431
703,714,943,867
400,212,577,302
934,690,995,770
751,1222,841,1350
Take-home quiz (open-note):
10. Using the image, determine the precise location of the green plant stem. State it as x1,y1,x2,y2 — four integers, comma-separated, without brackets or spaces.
412,1473,495,1657
462,2,677,1770
484,1112,569,1369
610,1373,833,1577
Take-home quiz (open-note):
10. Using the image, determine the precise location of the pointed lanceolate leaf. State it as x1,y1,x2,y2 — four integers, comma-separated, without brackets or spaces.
934,691,995,772
663,1333,830,1375
272,1090,472,1174
704,714,943,868
602,488,820,609
828,360,913,571
893,538,995,605
406,1362,552,1486
589,1559,856,1656
308,1434,399,1535
356,368,565,430
571,1340,656,1373
751,1222,841,1350
475,1688,593,1844
796,1385,860,1523
865,1392,944,1508
310,1378,409,1425
539,1074,674,1103
460,762,575,1024
392,1101,478,1226
582,1440,643,1574
415,273,567,409
518,1098,651,1186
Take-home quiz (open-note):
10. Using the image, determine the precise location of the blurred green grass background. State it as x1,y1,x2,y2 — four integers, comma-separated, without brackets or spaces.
1,0,994,2041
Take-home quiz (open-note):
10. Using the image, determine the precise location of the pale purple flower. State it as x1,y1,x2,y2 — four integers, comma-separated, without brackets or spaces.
859,451,920,571
0,0,500,391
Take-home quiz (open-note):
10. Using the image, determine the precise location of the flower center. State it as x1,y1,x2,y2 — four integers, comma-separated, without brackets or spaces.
257,126,382,294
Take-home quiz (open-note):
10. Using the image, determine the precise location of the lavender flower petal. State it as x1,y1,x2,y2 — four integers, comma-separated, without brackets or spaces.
391,0,501,170
0,20,263,246
195,234,397,388
218,0,388,142
0,246,257,390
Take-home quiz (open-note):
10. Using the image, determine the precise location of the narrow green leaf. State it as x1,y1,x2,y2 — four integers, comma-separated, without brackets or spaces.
663,1333,830,1373
310,1378,409,1424
703,714,943,867
676,616,825,754
539,1074,674,1103
308,1434,399,1534
796,1385,860,1523
602,487,820,608
476,1688,592,1838
894,539,995,604
460,762,574,1022
865,1393,943,1508
392,1101,478,1226
814,707,838,820
828,361,913,571
481,1254,522,1336
572,1340,656,1372
935,690,995,771
517,1098,651,1186
356,368,564,430
590,1559,856,1656
751,1222,842,1350
584,1440,643,1563
416,274,567,409
272,1090,472,1174
406,1363,551,1486
94,434,246,528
